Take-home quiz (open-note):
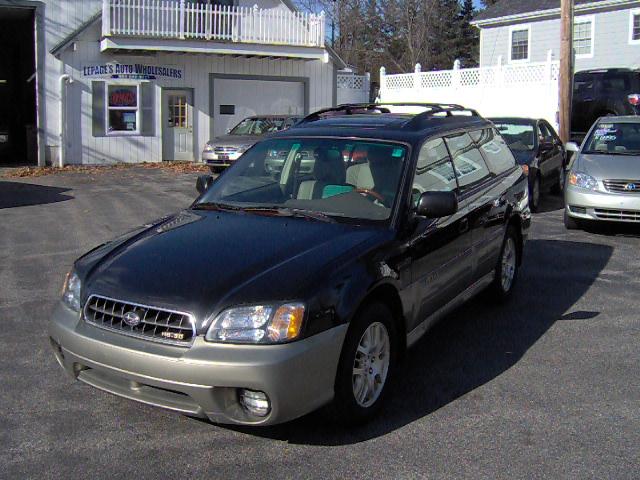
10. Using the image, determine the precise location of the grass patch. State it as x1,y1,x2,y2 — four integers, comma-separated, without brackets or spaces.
2,162,210,178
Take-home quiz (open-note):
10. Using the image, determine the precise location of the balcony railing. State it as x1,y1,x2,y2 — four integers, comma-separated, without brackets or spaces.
102,0,326,48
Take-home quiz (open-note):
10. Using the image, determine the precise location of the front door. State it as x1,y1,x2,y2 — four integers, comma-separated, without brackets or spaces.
162,89,193,161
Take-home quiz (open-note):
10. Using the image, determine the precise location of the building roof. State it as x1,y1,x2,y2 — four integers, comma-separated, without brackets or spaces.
50,10,101,56
473,0,640,25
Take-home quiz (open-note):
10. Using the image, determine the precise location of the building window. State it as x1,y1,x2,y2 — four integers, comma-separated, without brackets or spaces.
106,84,140,135
573,16,594,58
509,26,530,62
630,10,640,44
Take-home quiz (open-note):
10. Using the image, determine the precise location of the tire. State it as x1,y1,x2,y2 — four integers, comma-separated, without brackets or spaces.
530,175,541,212
328,302,398,425
551,168,565,195
487,226,519,302
564,210,581,230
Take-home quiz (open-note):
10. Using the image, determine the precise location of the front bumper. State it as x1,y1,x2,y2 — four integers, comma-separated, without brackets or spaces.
201,151,242,167
49,302,347,426
565,185,640,222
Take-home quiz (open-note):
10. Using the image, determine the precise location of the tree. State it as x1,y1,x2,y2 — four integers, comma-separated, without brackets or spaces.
455,0,479,67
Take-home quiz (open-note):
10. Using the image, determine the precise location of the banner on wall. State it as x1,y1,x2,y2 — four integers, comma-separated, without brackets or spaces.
82,63,183,80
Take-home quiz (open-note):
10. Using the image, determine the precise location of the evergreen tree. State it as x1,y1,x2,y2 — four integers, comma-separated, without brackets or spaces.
456,0,479,67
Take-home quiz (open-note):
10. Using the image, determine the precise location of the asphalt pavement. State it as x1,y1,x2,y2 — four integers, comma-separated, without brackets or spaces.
1,169,638,479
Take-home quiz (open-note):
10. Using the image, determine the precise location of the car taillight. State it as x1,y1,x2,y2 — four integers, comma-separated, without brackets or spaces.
628,94,640,106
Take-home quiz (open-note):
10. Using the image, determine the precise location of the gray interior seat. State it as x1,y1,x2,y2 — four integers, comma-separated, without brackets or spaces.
297,149,345,200
346,162,374,190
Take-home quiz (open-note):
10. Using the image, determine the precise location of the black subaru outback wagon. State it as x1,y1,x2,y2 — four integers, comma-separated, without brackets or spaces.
50,104,530,426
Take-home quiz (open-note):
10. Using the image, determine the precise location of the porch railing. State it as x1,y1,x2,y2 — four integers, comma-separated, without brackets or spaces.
102,0,325,48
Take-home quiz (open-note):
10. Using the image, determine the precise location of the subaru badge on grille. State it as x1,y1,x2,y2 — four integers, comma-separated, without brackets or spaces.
123,311,141,327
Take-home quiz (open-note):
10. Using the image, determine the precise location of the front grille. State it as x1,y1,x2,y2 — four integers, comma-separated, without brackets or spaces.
213,146,238,154
603,179,640,193
83,295,196,346
593,208,640,222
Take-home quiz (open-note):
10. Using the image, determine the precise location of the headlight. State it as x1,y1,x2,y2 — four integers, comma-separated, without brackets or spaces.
205,303,305,344
61,270,82,311
236,144,253,154
568,171,598,190
203,144,214,153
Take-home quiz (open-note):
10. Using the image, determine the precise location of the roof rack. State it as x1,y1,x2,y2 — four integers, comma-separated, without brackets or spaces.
298,102,480,126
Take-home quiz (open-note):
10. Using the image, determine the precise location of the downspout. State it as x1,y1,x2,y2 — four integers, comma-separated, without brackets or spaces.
59,74,73,167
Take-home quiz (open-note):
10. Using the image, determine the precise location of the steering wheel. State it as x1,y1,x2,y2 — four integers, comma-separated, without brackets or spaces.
355,188,385,203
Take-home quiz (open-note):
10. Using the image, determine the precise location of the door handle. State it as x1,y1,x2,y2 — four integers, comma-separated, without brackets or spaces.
459,218,469,234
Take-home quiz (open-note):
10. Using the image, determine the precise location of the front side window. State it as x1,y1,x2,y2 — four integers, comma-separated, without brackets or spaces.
413,138,457,205
107,84,139,134
573,18,594,57
583,121,640,154
510,27,530,62
196,138,408,222
445,133,492,192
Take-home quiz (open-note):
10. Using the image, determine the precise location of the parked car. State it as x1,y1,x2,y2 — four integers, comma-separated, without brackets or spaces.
564,116,640,230
202,115,302,173
50,103,530,426
572,68,640,141
490,117,566,212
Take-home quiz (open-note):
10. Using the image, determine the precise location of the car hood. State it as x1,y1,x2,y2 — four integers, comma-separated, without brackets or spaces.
511,149,536,165
77,210,387,329
208,134,259,147
577,153,640,179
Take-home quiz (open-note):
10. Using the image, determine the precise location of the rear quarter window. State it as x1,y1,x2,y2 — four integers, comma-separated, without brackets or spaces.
472,128,516,175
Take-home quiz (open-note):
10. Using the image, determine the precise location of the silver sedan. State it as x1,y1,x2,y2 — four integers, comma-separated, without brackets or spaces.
564,116,640,229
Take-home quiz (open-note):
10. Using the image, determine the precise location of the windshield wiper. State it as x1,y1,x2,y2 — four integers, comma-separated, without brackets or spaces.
243,206,338,223
192,202,243,211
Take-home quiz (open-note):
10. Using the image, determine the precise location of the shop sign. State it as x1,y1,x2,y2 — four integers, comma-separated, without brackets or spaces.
82,63,183,80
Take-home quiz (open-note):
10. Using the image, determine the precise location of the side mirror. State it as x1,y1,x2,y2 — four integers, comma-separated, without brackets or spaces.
196,174,214,194
565,142,580,153
416,191,458,218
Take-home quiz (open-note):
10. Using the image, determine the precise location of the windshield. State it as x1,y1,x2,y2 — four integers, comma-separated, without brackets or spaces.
583,122,640,155
229,118,287,135
492,122,535,151
196,138,408,222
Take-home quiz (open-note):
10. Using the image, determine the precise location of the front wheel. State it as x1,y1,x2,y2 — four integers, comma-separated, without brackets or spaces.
328,302,397,425
487,227,519,302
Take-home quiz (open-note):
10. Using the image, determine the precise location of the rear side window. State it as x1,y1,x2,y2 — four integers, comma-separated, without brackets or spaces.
474,129,516,175
445,133,491,192
413,138,457,204
602,74,631,93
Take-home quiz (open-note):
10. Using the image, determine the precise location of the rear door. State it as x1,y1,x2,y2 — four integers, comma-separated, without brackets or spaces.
446,131,501,282
474,128,518,276
407,137,473,331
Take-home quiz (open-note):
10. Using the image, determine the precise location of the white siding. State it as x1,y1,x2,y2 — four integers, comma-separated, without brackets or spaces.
59,23,334,164
479,5,640,70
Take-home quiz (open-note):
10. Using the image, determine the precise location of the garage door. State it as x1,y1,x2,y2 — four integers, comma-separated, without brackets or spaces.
212,78,305,138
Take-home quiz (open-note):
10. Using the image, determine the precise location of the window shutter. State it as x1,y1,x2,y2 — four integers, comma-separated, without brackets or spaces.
92,81,106,137
141,82,155,137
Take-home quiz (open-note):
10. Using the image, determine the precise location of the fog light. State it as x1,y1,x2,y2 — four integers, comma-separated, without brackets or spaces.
238,389,271,417
570,205,587,214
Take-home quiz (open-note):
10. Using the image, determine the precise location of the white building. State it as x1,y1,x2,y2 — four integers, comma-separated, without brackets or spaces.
3,0,345,167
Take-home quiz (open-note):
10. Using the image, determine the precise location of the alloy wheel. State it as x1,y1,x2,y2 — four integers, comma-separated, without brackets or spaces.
352,322,390,408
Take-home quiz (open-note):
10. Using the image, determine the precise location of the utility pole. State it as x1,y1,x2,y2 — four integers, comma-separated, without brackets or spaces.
559,0,573,142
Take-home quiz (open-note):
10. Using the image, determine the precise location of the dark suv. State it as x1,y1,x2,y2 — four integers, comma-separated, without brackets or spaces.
50,103,530,426
572,68,640,140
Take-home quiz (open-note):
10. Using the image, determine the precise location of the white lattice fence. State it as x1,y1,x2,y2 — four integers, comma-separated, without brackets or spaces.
379,52,561,130
337,72,370,104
